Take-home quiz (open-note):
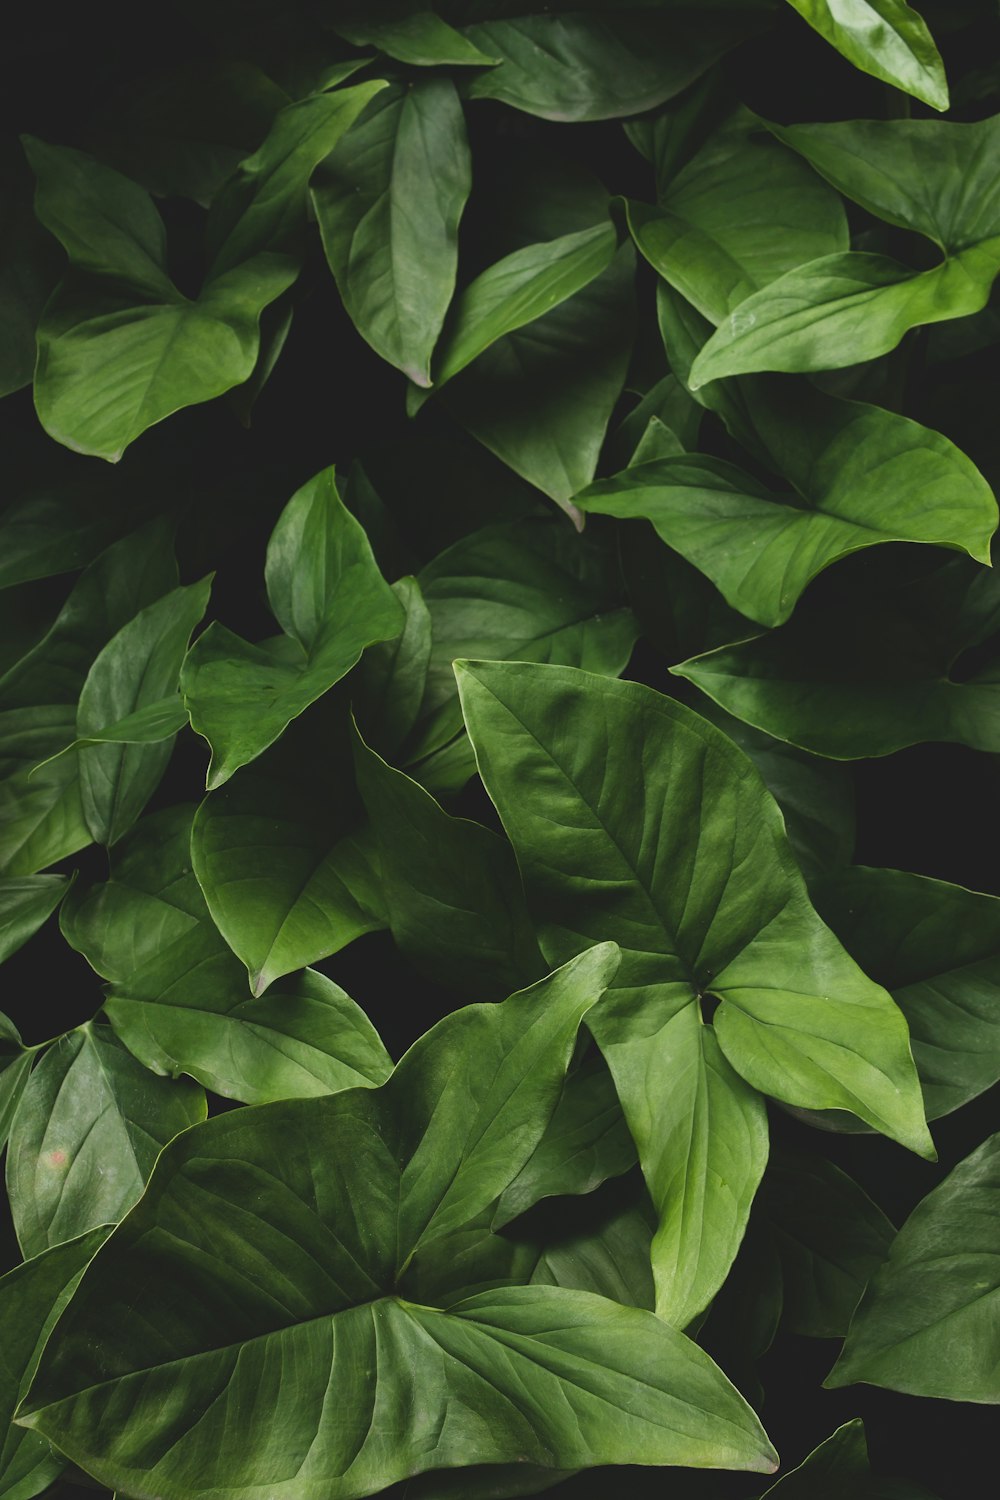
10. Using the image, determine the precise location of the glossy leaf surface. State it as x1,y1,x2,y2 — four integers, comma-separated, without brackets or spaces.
782,1,948,109
829,1133,1000,1400
62,806,392,1103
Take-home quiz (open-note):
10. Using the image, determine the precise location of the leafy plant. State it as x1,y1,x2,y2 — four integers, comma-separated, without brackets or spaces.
1,2,998,1498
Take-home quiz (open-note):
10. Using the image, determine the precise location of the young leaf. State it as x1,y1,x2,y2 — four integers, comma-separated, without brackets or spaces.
828,1133,1000,1401
456,661,932,1331
782,1,949,111
191,700,385,994
313,78,472,384
461,8,768,122
354,727,543,1000
18,947,778,1497
675,553,1000,759
62,805,392,1104
76,577,210,846
813,867,1000,1119
0,521,177,875
626,108,848,326
0,874,69,964
181,468,404,785
761,1416,939,1496
0,1228,110,1500
6,1021,205,1258
577,381,996,627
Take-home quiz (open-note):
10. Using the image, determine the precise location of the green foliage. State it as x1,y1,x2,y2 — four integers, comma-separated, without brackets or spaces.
0,3,996,1496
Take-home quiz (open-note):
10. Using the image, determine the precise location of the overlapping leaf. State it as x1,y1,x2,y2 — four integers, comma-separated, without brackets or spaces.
61,805,392,1103
457,661,932,1329
762,1416,939,1496
181,468,403,786
782,1,948,110
17,945,779,1497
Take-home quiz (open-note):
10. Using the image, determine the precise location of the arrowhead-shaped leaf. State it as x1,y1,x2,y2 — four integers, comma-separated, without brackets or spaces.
828,1133,1000,1401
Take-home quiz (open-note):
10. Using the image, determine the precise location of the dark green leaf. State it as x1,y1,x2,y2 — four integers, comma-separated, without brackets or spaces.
462,8,768,123
762,1417,939,1496
313,79,472,384
0,875,69,964
828,1133,1000,1400
782,1,949,111
0,1013,32,1152
456,661,931,1329
0,143,61,399
334,9,500,66
355,728,543,1000
813,866,1000,1118
674,552,1000,759
627,108,848,326
62,805,392,1104
0,1228,110,1500
0,482,163,592
6,1022,205,1257
578,380,995,626
355,577,432,757
181,468,403,786
191,700,385,994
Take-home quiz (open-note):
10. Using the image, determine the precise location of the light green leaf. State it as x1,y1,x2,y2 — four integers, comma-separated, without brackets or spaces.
313,78,472,384
627,108,848,326
334,9,500,66
18,946,777,1496
62,805,392,1104
814,867,1000,1119
445,244,636,508
495,1050,637,1229
782,0,949,110
462,8,768,122
192,700,384,995
354,727,543,1001
76,578,210,846
770,115,1000,250
828,1133,1000,1400
430,222,617,389
689,246,1000,387
762,1417,939,1496
0,875,69,965
6,1021,205,1258
578,379,996,627
0,521,177,875
182,467,403,786
0,1228,110,1500
0,1013,32,1152
675,552,1000,759
456,661,931,1335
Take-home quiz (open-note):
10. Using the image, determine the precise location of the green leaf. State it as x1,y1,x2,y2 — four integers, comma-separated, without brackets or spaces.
0,521,177,875
782,0,949,111
761,1417,939,1496
0,1013,33,1152
0,1228,110,1500
18,947,778,1496
355,576,432,758
313,79,472,384
527,1191,655,1310
626,108,848,326
76,578,210,846
813,867,1000,1119
770,115,1000,251
0,875,69,964
355,727,543,1001
6,1022,205,1258
62,805,392,1105
0,481,162,592
456,661,931,1333
444,245,636,508
203,81,390,278
760,1148,895,1339
577,379,996,627
334,8,501,66
181,467,403,786
828,1133,1000,1400
462,8,769,123
674,552,1000,759
689,246,1000,387
495,1050,637,1229
0,142,62,400
33,696,189,770
429,222,618,390
191,700,385,994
